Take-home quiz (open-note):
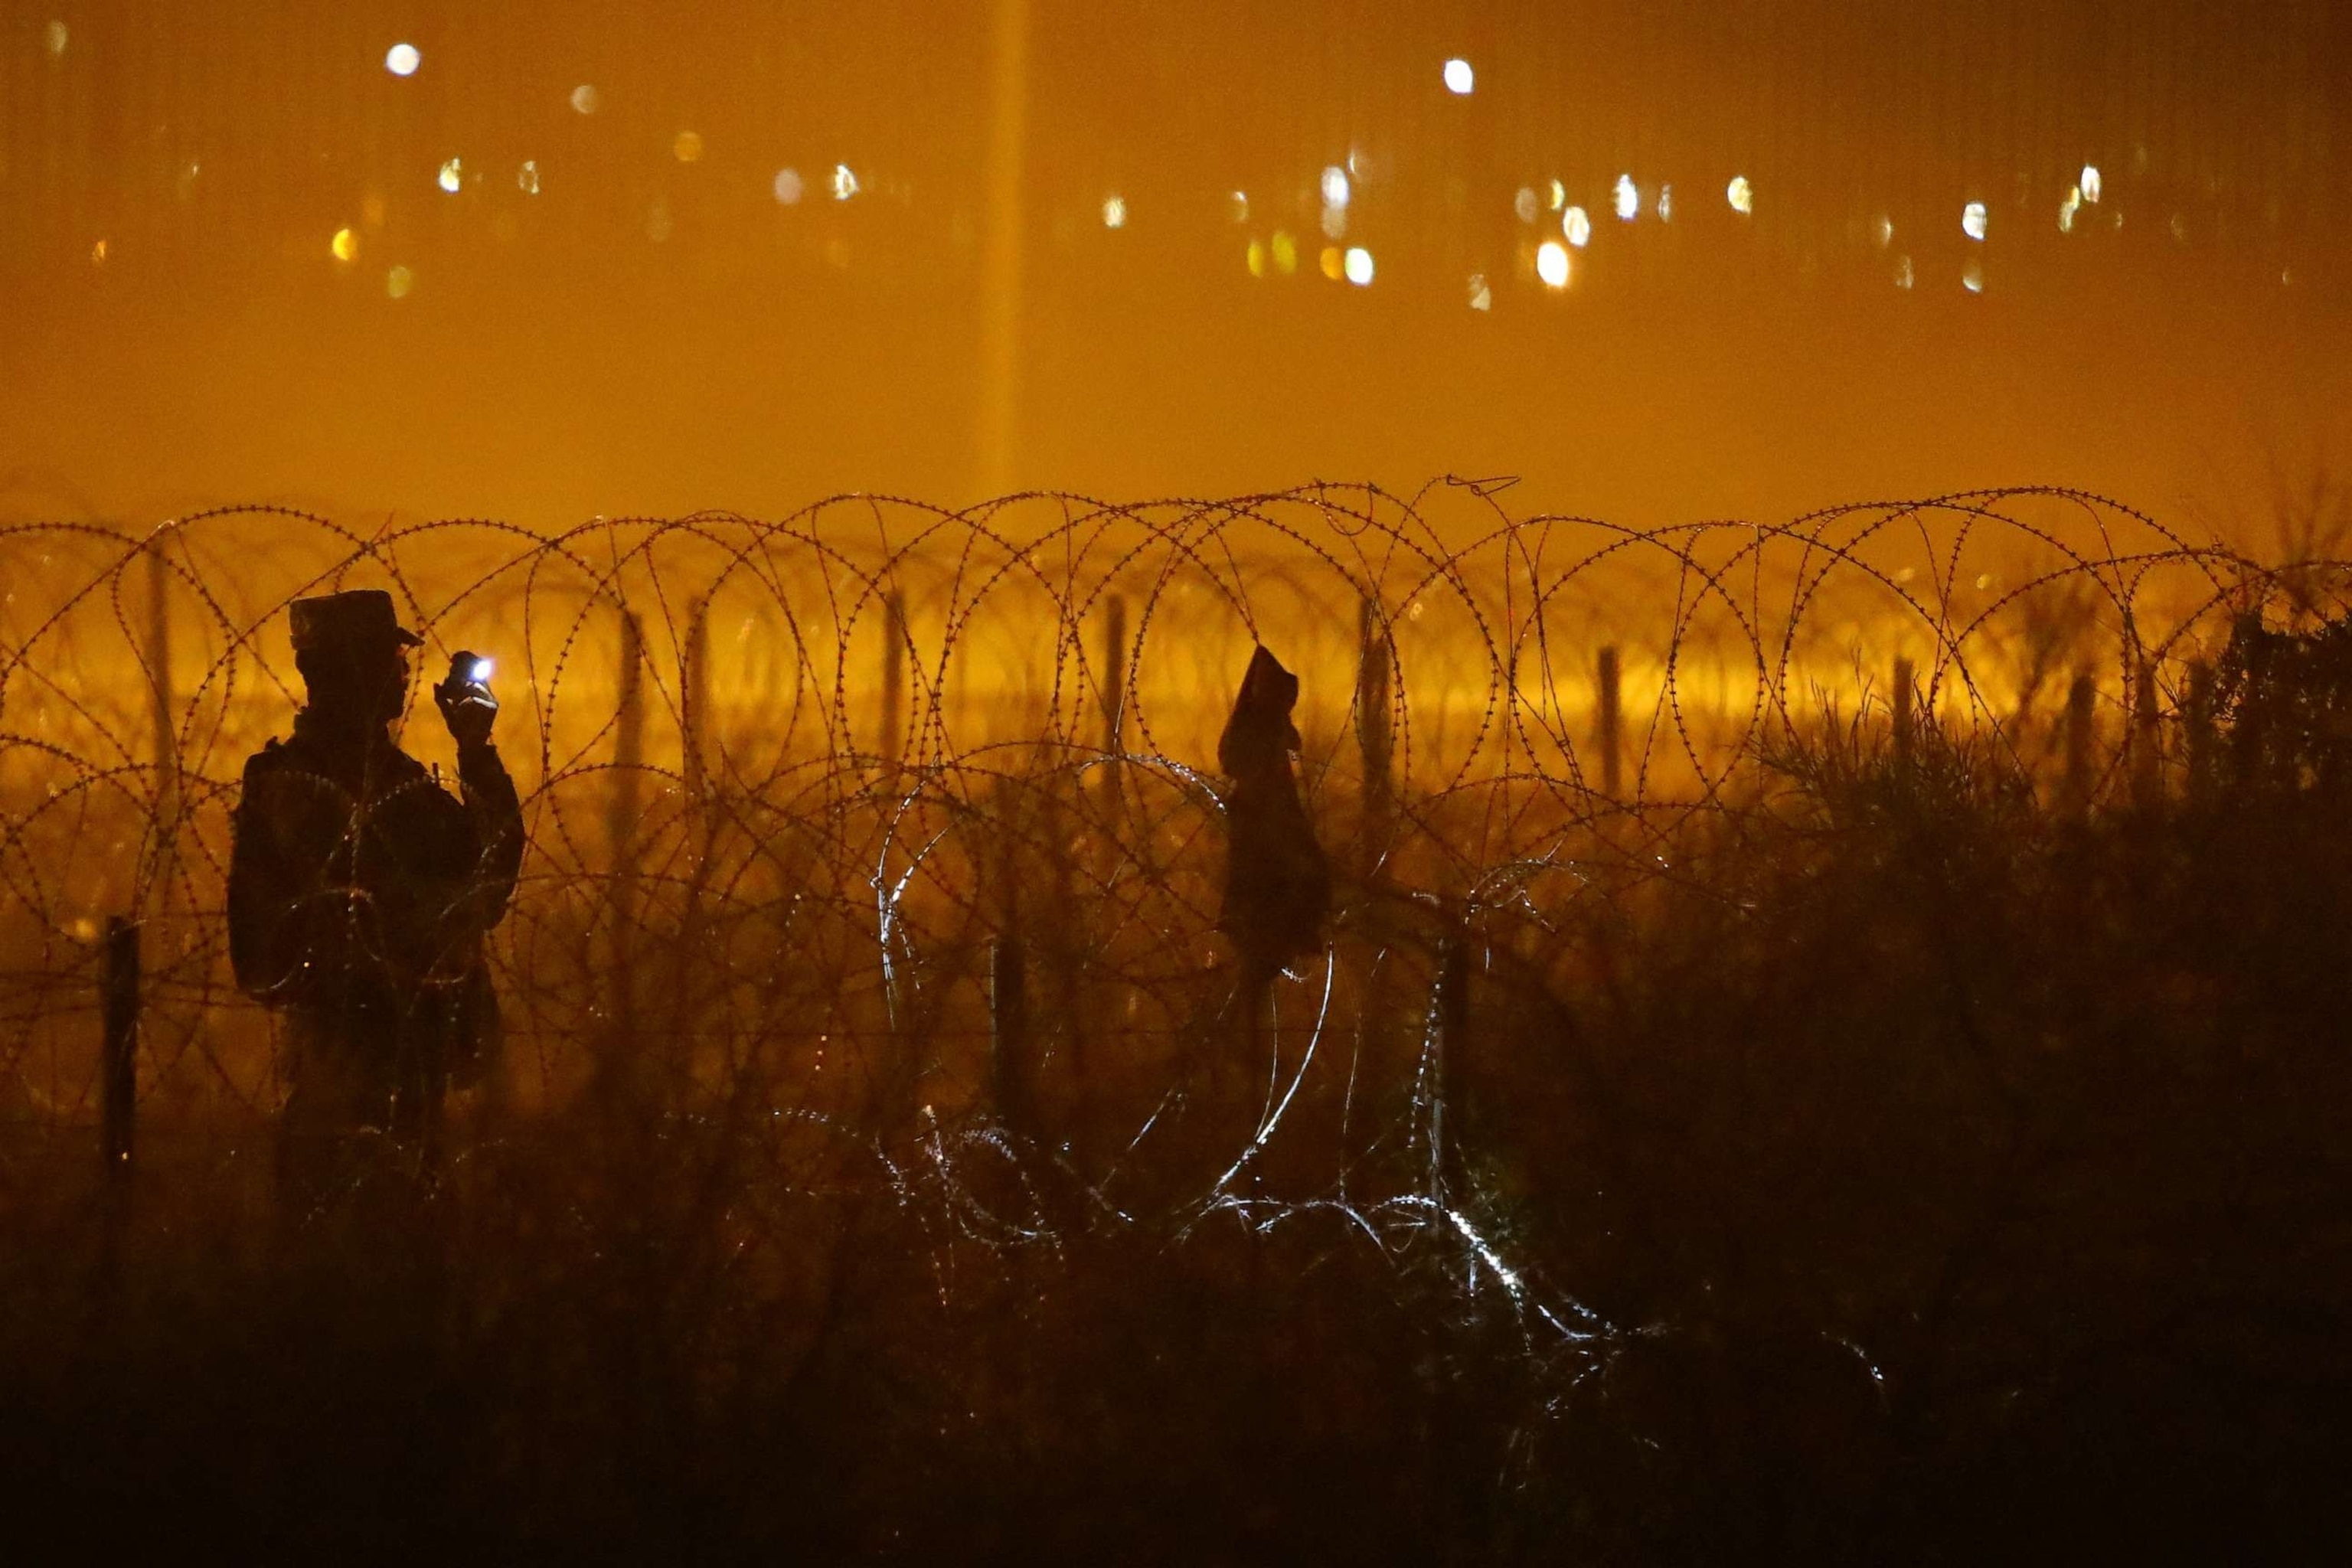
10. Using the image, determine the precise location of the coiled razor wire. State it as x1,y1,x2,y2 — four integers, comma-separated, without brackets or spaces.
2,481,2346,1371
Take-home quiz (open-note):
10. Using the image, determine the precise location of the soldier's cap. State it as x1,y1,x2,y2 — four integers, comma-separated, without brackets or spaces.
289,590,424,654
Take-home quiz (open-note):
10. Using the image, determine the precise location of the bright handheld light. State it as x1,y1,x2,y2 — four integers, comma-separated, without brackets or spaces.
471,658,494,683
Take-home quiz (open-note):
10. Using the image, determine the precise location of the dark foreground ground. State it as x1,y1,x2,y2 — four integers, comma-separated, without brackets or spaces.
6,704,2352,1566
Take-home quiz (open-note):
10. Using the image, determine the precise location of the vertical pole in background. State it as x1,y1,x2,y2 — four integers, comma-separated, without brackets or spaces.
1596,645,1623,801
988,774,1027,1131
682,593,711,808
975,0,1031,498
1432,921,1471,1198
879,590,906,786
2184,658,2217,807
989,934,1030,1128
1099,593,1127,815
145,538,179,903
2063,673,2096,818
609,608,645,1034
2130,652,2164,812
101,916,139,1178
1357,595,1393,877
1892,655,1916,767
677,595,717,1011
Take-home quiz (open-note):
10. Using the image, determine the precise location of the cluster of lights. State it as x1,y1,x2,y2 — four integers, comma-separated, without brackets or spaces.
2058,164,2102,233
348,41,2155,306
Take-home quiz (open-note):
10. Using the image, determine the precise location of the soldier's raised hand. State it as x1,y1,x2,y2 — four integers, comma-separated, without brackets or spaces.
435,649,500,748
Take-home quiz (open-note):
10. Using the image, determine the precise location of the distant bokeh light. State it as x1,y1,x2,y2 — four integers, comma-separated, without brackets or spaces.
1,4,2341,535
386,265,414,299
1962,201,1989,240
1344,247,1374,285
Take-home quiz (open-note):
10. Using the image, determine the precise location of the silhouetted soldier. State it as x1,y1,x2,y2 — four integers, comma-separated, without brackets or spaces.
1217,645,1330,985
229,590,523,1189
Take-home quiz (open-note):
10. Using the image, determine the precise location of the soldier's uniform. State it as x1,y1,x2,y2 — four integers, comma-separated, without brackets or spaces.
227,591,523,1178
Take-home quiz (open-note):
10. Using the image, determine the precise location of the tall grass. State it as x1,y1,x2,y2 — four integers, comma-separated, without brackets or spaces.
3,486,2350,1558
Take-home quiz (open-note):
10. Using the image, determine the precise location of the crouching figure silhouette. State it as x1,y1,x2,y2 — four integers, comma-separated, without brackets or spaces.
228,590,523,1195
1217,645,1330,986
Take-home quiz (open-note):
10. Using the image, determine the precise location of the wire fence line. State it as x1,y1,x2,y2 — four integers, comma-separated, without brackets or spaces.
0,483,2334,1158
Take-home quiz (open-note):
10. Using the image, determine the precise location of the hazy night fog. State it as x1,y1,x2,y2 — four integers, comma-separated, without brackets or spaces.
3,2,2346,529
8,5,2352,1561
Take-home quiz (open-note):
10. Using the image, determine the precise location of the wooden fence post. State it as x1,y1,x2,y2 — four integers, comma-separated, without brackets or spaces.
1357,595,1393,874
2062,673,2096,818
879,589,906,783
1099,593,1127,810
682,594,711,806
2184,658,2217,805
990,936,1030,1132
1892,655,1916,766
1596,645,1622,800
2130,652,2164,812
102,916,139,1176
609,608,645,1033
145,540,179,904
987,773,1029,1132
1432,920,1472,1196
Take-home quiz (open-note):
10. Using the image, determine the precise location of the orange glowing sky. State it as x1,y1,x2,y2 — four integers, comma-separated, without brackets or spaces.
2,2,2346,538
